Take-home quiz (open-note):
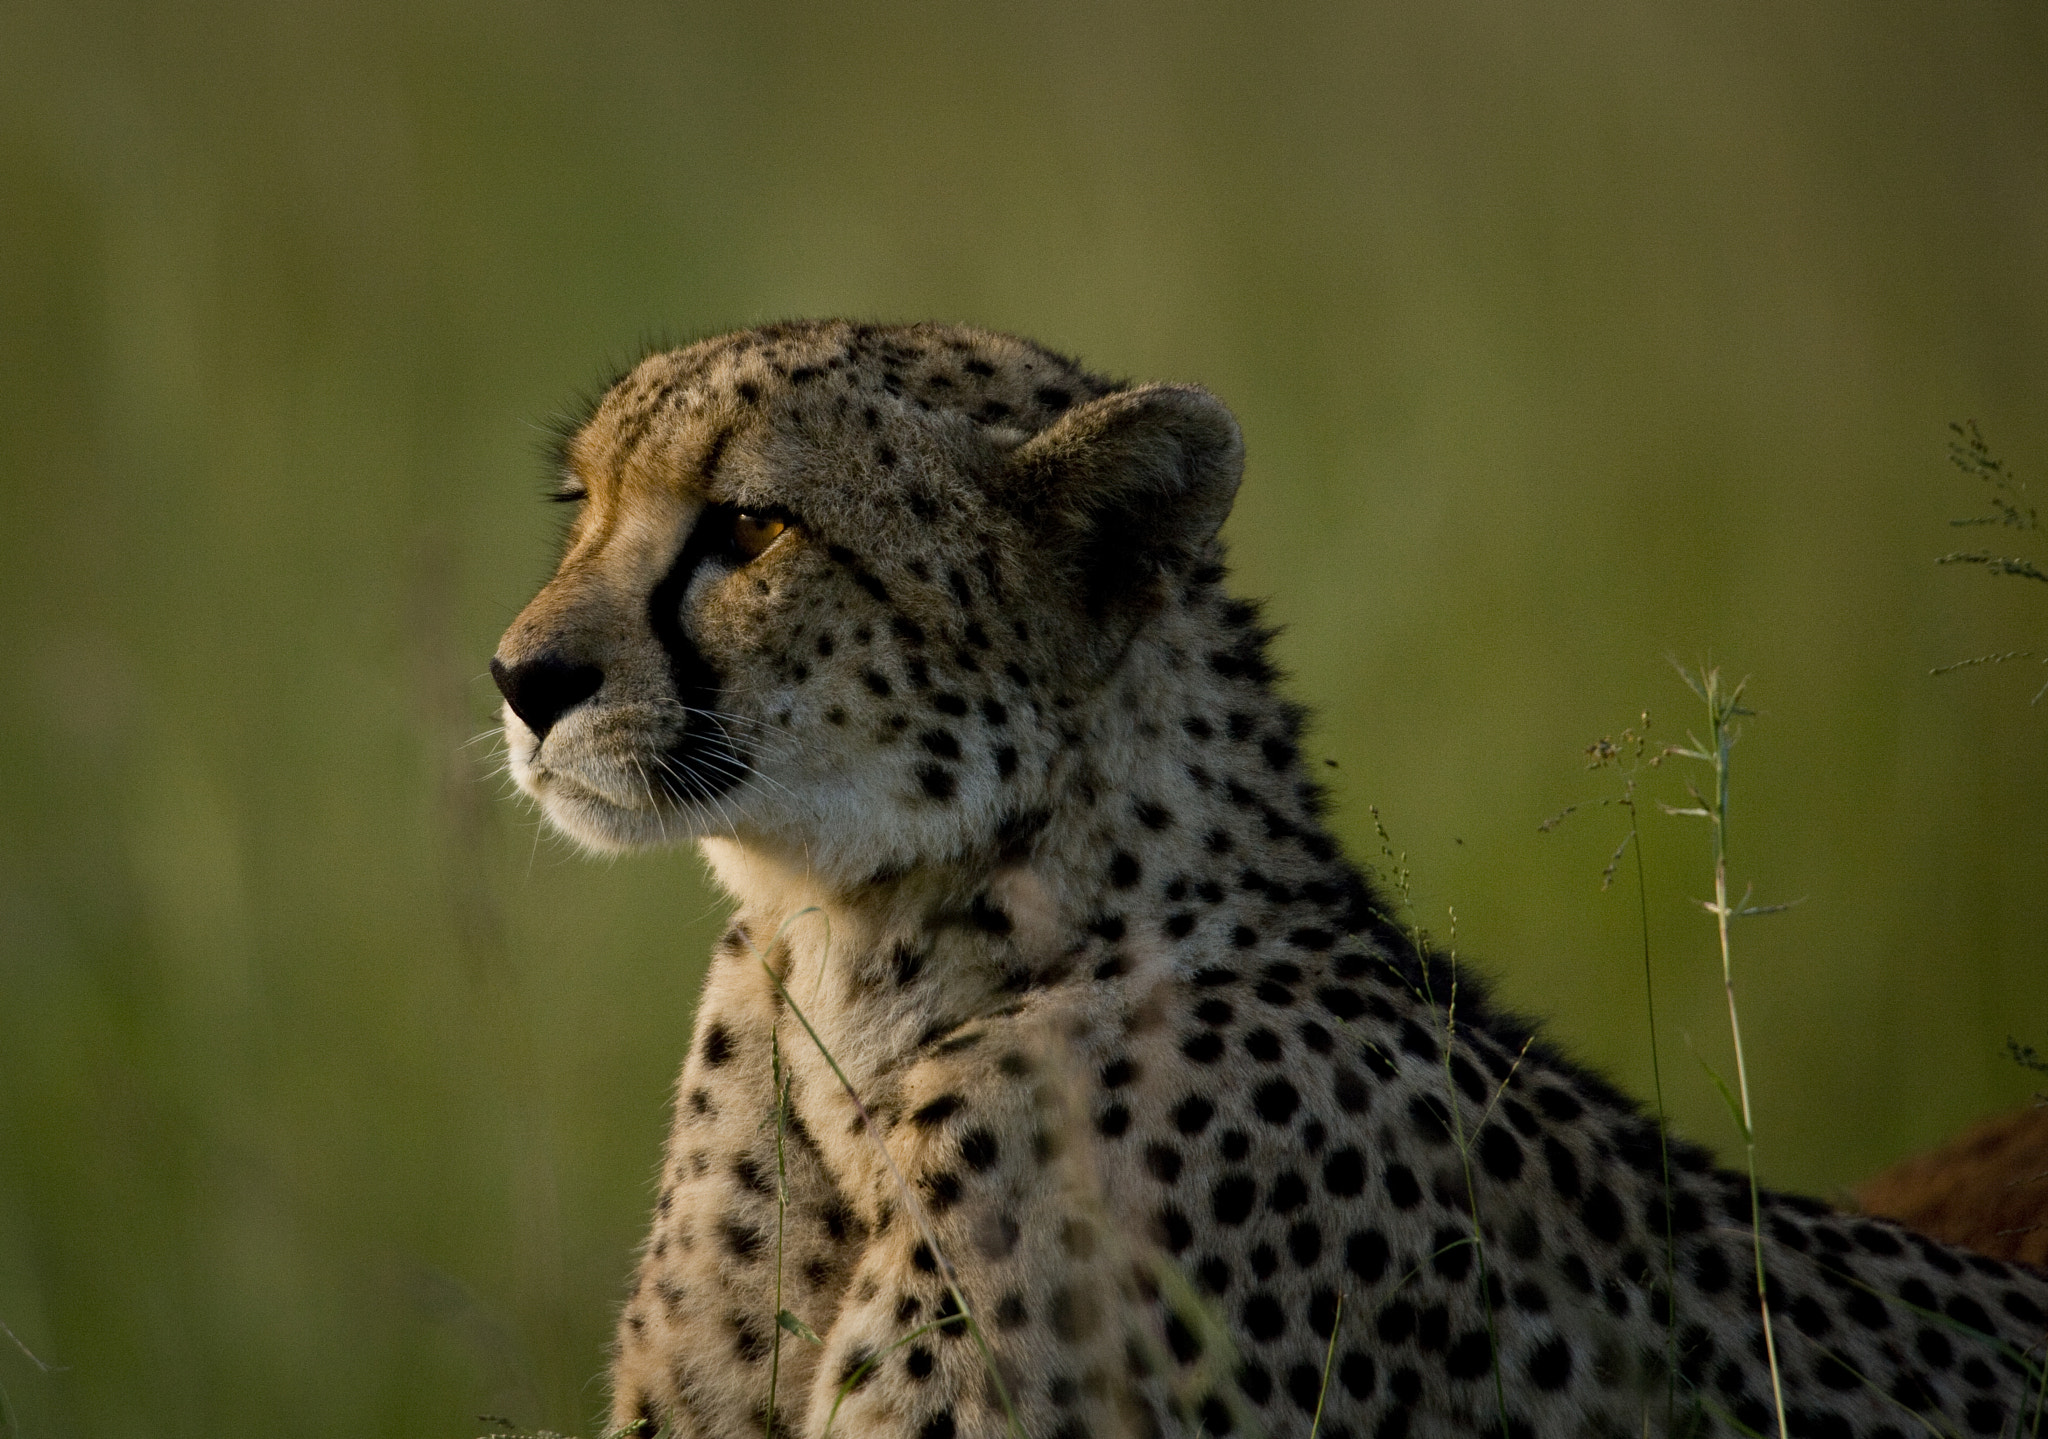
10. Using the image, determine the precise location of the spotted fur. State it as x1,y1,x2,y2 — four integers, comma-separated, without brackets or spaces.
493,321,2048,1439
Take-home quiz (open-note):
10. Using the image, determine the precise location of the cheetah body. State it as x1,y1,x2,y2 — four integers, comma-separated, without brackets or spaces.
493,321,2048,1439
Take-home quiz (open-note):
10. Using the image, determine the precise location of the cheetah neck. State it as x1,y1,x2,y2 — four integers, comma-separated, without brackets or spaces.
695,578,1446,1106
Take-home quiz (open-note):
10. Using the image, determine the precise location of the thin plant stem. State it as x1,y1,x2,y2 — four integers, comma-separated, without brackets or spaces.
766,1030,790,1439
1672,664,1788,1439
1623,745,1680,1430
1309,1293,1343,1439
1366,817,1513,1439
758,949,1026,1439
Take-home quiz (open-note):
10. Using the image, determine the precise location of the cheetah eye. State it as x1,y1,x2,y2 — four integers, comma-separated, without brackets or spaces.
731,512,788,561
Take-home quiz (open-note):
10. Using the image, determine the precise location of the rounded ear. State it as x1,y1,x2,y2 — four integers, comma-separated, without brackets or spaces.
1000,384,1245,618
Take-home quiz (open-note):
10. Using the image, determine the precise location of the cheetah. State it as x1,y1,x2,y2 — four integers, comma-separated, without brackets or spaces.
491,321,2048,1439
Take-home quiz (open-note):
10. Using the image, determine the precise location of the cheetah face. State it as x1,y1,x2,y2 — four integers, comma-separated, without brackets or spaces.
492,324,1242,880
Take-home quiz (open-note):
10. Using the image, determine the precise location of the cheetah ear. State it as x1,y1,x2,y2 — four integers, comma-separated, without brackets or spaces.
1001,384,1244,618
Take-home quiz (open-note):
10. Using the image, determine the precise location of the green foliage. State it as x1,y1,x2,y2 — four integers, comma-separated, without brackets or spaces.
1933,423,2048,700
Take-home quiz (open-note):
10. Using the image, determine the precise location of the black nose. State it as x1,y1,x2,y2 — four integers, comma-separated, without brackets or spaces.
491,654,604,741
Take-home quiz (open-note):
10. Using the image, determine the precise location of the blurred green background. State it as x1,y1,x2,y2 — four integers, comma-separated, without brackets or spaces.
3,1,2045,1433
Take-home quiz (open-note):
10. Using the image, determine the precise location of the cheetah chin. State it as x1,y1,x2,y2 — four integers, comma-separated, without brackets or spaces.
495,322,2048,1439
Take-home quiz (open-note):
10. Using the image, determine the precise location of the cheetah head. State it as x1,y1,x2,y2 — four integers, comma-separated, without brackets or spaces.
493,321,1243,883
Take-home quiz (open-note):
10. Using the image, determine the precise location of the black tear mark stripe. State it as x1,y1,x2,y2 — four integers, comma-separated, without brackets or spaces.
647,504,745,800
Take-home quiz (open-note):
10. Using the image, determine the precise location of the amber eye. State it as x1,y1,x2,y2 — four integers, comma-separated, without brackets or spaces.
731,512,788,561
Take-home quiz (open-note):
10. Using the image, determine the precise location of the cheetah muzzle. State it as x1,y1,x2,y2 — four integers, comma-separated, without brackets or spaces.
495,321,2048,1439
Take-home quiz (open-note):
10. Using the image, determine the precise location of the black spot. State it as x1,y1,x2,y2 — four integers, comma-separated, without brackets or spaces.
862,669,893,696
1193,1255,1231,1297
1843,1288,1891,1330
1542,1137,1581,1200
918,1411,955,1439
1175,1096,1216,1134
1288,927,1334,951
1182,1032,1226,1064
1692,1242,1731,1293
1790,1295,1833,1338
1213,1175,1258,1225
932,692,968,717
1376,1300,1416,1345
1198,1396,1232,1435
1478,1125,1524,1181
722,1219,763,1260
1323,1147,1367,1197
1332,1070,1371,1115
1965,1400,2007,1435
995,745,1018,778
1340,1350,1376,1401
893,943,925,986
1347,1229,1390,1282
1770,1216,1810,1252
1286,1218,1323,1268
969,895,1012,935
1318,986,1366,1020
1945,1294,1995,1336
1242,1293,1287,1342
1254,1079,1300,1124
917,765,956,800
1244,1028,1284,1062
1407,1094,1453,1145
701,1023,733,1067
1156,1207,1194,1253
960,1129,1000,1171
1096,1104,1130,1138
1445,1329,1493,1380
1286,1363,1324,1414
918,729,961,760
912,1094,963,1128
1165,912,1197,939
1146,1145,1184,1183
1582,1184,1626,1243
1109,852,1140,888
1398,1020,1440,1063
1135,800,1173,829
922,1170,962,1210
1383,1164,1421,1209
1166,1313,1202,1363
1219,1129,1250,1161
1526,1336,1572,1390
1268,1171,1309,1213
